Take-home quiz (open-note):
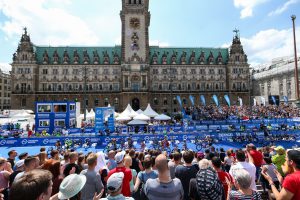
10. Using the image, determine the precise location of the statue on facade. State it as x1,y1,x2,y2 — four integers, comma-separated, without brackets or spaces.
131,32,139,51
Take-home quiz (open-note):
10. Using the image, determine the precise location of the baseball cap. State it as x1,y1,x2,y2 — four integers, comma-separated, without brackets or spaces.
58,174,86,200
15,160,25,168
107,172,124,193
115,151,125,164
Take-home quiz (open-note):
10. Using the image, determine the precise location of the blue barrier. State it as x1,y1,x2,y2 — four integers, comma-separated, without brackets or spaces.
0,130,300,148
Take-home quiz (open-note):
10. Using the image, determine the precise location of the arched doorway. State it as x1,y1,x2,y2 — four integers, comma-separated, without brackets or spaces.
131,98,140,111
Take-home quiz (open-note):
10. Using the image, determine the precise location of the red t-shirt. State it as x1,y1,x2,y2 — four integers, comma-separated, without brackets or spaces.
107,166,132,197
282,171,300,200
217,171,234,198
250,150,263,167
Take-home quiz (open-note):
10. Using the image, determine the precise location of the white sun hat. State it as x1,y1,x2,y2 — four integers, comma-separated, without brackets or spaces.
58,174,86,199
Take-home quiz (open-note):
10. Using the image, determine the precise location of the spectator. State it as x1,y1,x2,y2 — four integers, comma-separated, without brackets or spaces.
47,160,63,196
211,156,234,199
0,158,11,200
129,150,142,174
124,156,136,194
63,152,80,177
168,152,181,179
229,169,261,199
229,150,256,190
271,146,286,175
100,172,133,200
247,144,263,180
9,160,24,187
14,156,39,182
18,152,28,161
261,157,279,197
50,150,60,161
58,174,87,200
81,153,104,200
9,169,57,200
106,151,117,171
133,157,158,199
195,167,225,200
144,154,184,200
223,150,234,172
175,150,198,200
38,151,47,167
262,149,300,200
107,151,132,197
7,150,17,169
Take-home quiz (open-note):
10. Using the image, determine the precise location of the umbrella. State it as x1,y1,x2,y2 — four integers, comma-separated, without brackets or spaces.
133,113,150,121
154,114,171,121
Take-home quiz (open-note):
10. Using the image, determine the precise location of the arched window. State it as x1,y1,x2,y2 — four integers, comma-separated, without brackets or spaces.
58,85,62,91
159,84,162,90
27,84,31,91
233,83,236,89
78,85,82,91
99,84,102,90
178,84,181,90
154,98,159,105
173,97,177,105
69,85,72,91
114,98,119,105
89,84,93,90
163,98,168,105
48,85,52,91
216,83,219,90
104,98,109,106
197,84,200,90
187,84,191,90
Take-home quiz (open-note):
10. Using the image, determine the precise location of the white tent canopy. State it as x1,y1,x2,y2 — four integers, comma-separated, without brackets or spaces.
136,109,144,114
154,114,171,121
133,113,150,121
128,119,148,125
143,104,159,117
116,114,131,121
120,104,132,117
13,110,33,119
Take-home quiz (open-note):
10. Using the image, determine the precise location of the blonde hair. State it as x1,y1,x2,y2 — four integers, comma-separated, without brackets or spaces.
124,156,132,168
198,159,211,169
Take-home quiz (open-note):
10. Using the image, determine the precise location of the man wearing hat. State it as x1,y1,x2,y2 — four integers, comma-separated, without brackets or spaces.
100,172,134,200
107,151,132,197
262,149,300,200
9,160,24,187
271,146,286,175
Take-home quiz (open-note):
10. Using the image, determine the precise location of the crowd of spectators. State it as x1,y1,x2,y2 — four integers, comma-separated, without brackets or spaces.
0,143,300,200
184,105,300,121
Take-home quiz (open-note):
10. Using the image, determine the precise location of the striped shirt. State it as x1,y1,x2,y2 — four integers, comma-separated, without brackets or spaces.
229,190,262,200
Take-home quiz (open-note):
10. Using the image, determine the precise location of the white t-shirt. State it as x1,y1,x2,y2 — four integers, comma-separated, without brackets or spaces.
14,171,25,182
229,161,257,191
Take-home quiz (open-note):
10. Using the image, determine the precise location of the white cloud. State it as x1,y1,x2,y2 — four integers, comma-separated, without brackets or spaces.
224,27,300,66
149,40,170,47
268,0,299,16
0,0,104,46
233,0,269,18
0,63,12,72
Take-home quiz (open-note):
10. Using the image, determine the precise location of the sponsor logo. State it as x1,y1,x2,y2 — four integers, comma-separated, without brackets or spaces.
21,139,28,145
183,135,188,140
43,139,49,145
0,140,6,145
105,137,110,142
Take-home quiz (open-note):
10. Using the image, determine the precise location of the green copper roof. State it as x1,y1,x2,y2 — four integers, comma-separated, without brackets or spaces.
35,46,121,65
149,46,229,65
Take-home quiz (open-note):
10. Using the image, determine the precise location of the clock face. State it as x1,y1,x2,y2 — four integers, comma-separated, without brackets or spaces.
130,17,140,29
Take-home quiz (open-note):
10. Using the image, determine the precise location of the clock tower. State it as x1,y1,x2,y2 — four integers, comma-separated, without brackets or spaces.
120,0,150,63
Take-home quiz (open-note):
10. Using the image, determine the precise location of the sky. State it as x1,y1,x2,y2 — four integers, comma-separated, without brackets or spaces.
0,0,300,72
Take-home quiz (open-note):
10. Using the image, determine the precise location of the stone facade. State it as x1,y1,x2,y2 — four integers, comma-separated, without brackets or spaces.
0,69,11,110
252,56,300,104
10,0,250,113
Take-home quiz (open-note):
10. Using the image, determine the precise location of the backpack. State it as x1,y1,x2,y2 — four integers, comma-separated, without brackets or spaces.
140,172,149,200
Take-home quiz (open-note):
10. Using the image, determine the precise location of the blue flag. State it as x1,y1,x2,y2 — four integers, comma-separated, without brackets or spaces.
271,96,276,105
176,95,182,108
224,94,230,106
212,95,219,106
283,96,288,104
200,95,206,106
189,95,195,106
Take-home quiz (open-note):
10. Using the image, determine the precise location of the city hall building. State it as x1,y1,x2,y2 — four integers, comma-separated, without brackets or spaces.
11,0,250,113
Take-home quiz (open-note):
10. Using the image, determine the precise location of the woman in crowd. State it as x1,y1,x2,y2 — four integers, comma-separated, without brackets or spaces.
223,150,234,172
0,158,11,200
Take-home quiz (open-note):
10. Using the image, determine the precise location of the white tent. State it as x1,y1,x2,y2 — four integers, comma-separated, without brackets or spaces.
86,109,95,119
89,108,95,116
116,114,131,121
133,113,150,121
154,114,171,121
128,119,148,125
13,110,33,119
143,104,159,117
136,109,143,114
129,109,138,118
120,104,132,117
